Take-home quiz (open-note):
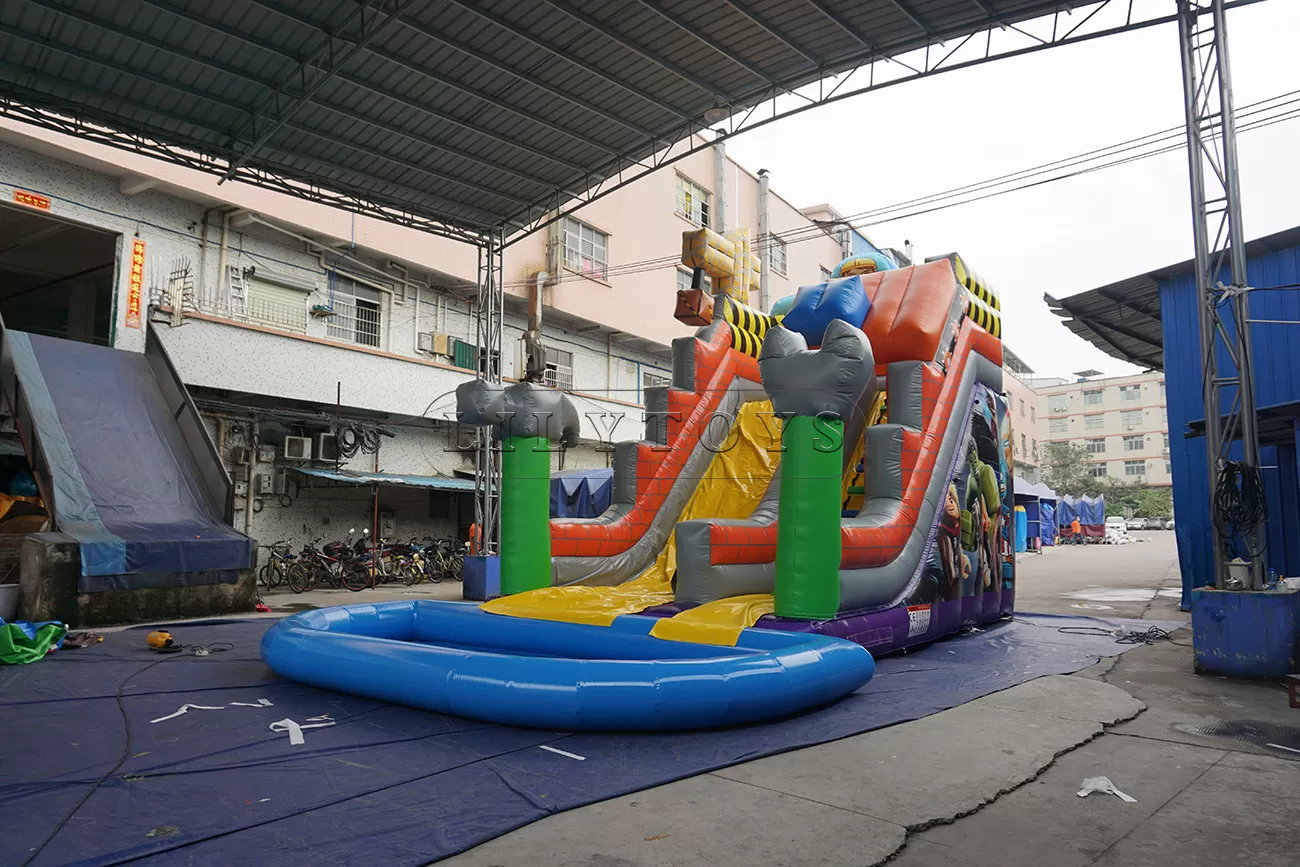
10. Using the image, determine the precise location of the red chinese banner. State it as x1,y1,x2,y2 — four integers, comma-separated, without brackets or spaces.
13,189,51,211
125,238,145,330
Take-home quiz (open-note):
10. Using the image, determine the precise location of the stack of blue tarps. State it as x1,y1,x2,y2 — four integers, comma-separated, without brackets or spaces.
550,468,614,518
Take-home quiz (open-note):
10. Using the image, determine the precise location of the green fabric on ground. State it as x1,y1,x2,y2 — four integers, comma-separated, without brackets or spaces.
0,621,67,664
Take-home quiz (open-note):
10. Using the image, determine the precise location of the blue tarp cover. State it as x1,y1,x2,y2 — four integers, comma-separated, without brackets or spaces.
8,333,251,588
550,468,613,518
1,613,1175,866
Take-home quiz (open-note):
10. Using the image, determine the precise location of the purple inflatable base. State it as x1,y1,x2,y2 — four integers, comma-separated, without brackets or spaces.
643,586,1018,657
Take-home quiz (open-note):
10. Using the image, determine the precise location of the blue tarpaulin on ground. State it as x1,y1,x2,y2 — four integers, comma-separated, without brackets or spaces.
5,332,251,587
550,468,613,518
0,613,1177,866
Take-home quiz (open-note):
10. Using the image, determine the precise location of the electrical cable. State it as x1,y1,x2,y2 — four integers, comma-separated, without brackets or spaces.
1056,624,1191,646
1213,459,1268,560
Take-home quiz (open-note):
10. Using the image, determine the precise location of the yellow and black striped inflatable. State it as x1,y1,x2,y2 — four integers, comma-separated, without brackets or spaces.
929,252,1002,338
717,295,779,358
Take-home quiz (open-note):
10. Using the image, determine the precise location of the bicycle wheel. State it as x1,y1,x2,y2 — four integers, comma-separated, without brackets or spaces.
450,553,464,582
269,560,289,589
258,562,275,591
427,552,446,584
401,561,424,586
340,561,371,592
286,562,312,594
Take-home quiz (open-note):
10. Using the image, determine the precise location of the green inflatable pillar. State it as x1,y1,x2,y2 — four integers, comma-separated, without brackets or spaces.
499,435,552,595
774,416,843,619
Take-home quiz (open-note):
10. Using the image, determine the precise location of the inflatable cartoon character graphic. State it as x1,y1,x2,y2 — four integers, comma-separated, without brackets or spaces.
960,435,1001,590
938,481,967,600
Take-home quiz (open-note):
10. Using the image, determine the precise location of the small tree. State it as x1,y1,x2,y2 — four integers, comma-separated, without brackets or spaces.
1040,441,1091,495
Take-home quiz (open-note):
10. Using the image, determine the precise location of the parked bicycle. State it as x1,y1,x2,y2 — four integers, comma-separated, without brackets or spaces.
258,541,296,591
286,534,369,593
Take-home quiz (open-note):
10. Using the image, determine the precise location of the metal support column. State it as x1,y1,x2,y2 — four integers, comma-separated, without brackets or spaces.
473,227,505,554
1177,0,1265,587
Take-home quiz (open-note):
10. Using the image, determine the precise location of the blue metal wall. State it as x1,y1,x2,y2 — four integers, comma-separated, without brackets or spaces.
1160,241,1300,604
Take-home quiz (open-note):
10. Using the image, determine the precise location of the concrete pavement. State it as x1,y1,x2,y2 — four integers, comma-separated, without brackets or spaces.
443,533,1300,867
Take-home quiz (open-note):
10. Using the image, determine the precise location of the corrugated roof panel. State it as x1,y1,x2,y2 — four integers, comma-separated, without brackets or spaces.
0,0,1098,239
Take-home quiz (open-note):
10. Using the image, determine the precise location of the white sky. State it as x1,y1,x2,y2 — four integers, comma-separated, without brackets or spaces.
725,0,1300,379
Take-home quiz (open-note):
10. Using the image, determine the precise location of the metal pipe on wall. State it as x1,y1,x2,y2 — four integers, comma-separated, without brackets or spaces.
758,168,771,311
216,210,234,310
713,129,727,234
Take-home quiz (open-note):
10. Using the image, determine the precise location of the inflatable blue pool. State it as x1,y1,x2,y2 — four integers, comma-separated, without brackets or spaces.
261,600,875,731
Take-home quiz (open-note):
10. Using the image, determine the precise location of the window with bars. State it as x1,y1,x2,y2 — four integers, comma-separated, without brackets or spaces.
562,216,609,281
675,173,710,227
642,368,671,394
1124,435,1144,451
1163,433,1170,452
1085,414,1104,430
1121,409,1143,431
1031,439,1038,460
1120,384,1141,402
771,236,788,275
1020,433,1026,456
676,268,710,293
1049,394,1068,413
543,347,574,390
1165,461,1172,475
1049,418,1068,434
1159,380,1166,397
1125,460,1146,477
1089,464,1108,478
1087,438,1106,454
326,273,383,348
1083,389,1103,405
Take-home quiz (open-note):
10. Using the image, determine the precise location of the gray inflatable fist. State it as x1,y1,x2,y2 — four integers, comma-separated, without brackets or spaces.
758,320,875,420
455,380,580,447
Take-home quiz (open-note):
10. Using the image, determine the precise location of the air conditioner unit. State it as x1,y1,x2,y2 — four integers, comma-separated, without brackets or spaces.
254,473,275,495
314,433,339,462
282,436,312,461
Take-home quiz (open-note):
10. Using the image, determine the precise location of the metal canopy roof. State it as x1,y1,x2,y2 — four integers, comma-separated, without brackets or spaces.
0,1,1254,244
1045,225,1300,372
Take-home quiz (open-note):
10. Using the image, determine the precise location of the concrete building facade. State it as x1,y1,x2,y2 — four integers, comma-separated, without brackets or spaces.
1035,371,1171,487
0,119,850,554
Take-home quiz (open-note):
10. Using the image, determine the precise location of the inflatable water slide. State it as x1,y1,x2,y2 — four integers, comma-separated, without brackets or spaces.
263,229,1015,731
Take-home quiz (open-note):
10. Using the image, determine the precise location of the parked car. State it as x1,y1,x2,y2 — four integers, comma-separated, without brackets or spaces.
1104,516,1130,544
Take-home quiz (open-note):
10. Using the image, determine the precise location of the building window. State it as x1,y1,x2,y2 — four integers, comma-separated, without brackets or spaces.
1019,399,1025,417
1031,439,1038,460
1121,409,1142,431
642,369,671,393
1031,407,1035,422
676,268,710,293
1049,394,1068,413
675,173,710,227
1159,380,1166,397
1020,433,1026,455
1049,418,1068,434
562,216,609,281
1123,434,1144,451
326,273,383,348
770,236,788,275
544,348,574,390
1087,438,1106,454
1163,433,1170,452
819,265,832,282
1119,384,1141,402
245,272,309,333
1085,413,1104,430
1125,460,1146,477
1089,464,1108,478
1083,389,1103,406
1165,461,1172,474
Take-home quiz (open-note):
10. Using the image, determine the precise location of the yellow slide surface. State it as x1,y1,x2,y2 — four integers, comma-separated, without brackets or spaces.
481,401,781,626
648,593,774,645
